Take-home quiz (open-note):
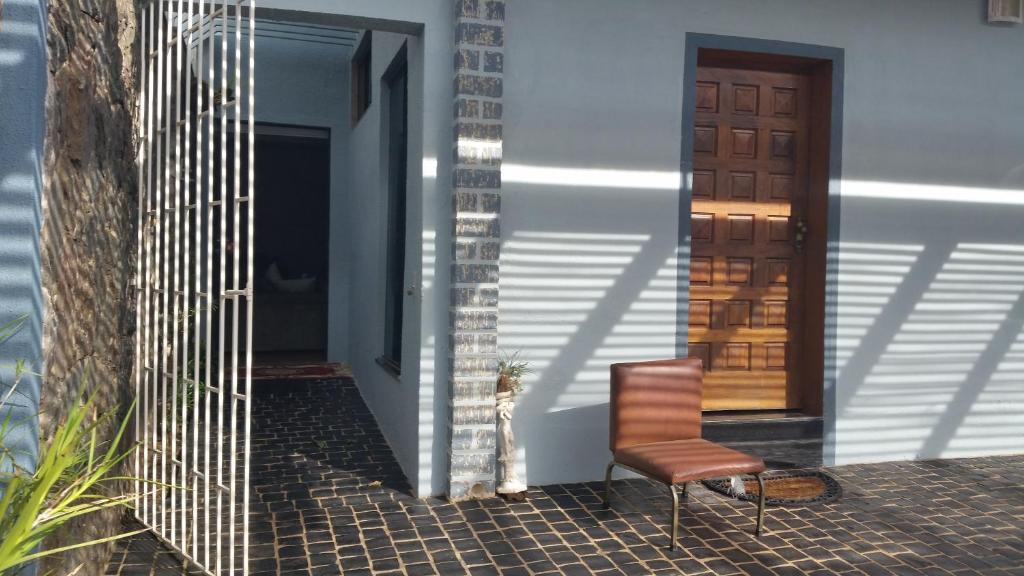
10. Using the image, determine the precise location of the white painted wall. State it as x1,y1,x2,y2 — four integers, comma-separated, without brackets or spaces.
251,0,1024,492
258,0,452,497
342,29,427,492
502,0,1024,485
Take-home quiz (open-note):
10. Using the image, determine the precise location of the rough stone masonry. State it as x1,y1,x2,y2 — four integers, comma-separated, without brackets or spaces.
41,0,139,574
448,0,505,499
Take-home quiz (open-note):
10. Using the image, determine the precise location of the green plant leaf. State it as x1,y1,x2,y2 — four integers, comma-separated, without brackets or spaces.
0,315,27,347
0,376,151,575
6,528,148,568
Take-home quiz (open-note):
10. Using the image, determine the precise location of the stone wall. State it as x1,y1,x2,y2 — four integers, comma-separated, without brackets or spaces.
447,0,505,499
41,0,138,574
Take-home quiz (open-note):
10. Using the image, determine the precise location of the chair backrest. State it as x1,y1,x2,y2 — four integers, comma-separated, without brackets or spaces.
609,358,703,452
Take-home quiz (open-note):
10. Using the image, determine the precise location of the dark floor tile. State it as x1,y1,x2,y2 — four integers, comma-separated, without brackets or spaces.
104,379,1024,576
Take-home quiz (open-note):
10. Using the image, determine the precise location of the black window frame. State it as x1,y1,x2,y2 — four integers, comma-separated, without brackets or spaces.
351,31,372,124
376,42,409,376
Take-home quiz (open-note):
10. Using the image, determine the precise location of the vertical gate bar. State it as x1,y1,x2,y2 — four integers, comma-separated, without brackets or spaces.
163,0,176,537
152,0,161,531
229,1,242,572
193,0,206,561
170,0,182,544
144,2,156,529
146,0,156,530
216,0,229,570
155,0,166,535
164,0,175,538
243,2,255,573
161,0,170,535
134,3,255,572
204,0,216,567
181,0,194,552
134,0,147,524
160,0,168,534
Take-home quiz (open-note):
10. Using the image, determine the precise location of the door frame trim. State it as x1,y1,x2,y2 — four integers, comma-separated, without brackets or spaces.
677,33,845,460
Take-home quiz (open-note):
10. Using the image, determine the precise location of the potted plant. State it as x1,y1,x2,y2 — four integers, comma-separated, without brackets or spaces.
495,350,531,499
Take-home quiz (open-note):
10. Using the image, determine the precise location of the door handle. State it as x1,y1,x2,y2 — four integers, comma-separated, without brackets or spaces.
794,218,808,253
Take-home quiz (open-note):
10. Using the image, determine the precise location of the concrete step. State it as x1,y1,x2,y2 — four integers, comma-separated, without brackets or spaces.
720,439,824,470
702,411,823,443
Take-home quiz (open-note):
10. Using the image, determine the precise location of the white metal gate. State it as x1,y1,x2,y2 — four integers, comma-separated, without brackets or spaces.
135,1,255,574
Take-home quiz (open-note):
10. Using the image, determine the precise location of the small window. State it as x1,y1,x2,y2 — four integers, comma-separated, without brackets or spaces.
351,31,372,124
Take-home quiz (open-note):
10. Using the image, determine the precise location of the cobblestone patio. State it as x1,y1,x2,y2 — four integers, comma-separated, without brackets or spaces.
105,378,1024,576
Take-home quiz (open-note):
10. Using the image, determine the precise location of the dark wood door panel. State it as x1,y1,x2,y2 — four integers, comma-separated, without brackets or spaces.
689,65,812,411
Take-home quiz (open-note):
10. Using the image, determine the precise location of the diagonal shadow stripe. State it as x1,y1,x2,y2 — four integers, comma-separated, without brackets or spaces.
836,239,956,418
918,286,1024,457
515,234,678,420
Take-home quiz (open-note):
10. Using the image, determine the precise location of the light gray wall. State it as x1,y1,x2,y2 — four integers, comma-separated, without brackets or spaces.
258,0,452,497
0,0,46,477
247,0,1024,491
503,0,1024,485
342,29,425,489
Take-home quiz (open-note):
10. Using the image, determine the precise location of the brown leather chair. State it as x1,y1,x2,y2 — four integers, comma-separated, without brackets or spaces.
603,358,767,549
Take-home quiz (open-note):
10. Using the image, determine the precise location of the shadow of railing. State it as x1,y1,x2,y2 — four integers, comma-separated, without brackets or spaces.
496,161,1024,484
0,0,48,476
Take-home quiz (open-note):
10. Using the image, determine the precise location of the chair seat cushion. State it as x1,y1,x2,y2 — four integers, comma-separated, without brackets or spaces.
614,438,766,485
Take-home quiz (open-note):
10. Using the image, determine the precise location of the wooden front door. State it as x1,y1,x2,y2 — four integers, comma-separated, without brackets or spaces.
687,64,813,411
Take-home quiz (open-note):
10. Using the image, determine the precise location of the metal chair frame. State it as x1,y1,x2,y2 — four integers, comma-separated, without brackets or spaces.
602,460,766,550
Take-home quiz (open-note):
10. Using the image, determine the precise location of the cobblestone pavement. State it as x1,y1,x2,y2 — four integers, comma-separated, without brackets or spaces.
105,378,1024,576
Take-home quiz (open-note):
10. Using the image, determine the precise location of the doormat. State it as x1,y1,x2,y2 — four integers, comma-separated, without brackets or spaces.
702,470,842,506
246,363,352,380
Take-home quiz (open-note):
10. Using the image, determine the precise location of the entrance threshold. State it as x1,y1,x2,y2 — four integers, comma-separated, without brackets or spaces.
703,411,823,469
702,410,822,443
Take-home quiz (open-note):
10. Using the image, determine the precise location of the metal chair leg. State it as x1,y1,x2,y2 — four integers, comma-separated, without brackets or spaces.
602,461,615,509
669,484,680,550
680,481,688,499
754,472,766,536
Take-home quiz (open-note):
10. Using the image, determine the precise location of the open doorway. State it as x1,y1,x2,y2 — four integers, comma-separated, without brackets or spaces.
231,18,419,381
252,125,331,365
